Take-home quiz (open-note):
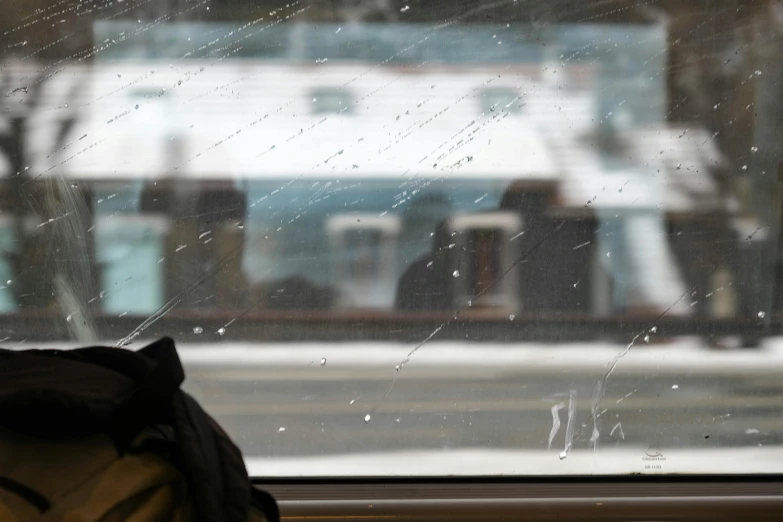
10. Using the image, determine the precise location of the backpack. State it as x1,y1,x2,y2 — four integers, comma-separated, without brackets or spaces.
0,337,279,522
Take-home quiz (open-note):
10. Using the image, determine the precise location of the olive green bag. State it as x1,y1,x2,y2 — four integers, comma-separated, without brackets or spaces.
0,337,278,522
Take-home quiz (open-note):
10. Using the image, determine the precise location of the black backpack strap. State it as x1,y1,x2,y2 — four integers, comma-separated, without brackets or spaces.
172,391,251,522
172,392,225,522
213,411,255,522
251,487,280,522
106,337,185,453
0,476,51,513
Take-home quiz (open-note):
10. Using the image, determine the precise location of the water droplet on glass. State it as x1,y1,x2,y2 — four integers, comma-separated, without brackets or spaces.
278,427,286,432
644,334,650,342
754,70,762,76
193,326,203,334
650,326,658,333
320,357,327,366
741,165,748,171
559,451,568,460
758,311,766,318
237,222,244,229
364,414,371,423
349,399,356,405
671,384,679,390
6,280,11,285
66,314,73,323
217,327,226,336
395,365,400,371
606,252,611,258
400,5,410,12
452,270,460,278
509,314,515,321
751,146,759,153
134,104,139,110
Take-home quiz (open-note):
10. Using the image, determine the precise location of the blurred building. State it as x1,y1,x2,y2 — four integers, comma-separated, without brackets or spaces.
0,22,746,322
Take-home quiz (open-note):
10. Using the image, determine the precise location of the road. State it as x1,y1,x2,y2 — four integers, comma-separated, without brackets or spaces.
177,338,783,463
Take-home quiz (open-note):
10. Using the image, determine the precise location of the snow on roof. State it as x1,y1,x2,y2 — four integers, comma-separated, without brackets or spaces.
17,63,554,181
4,62,727,214
629,126,726,213
526,88,727,215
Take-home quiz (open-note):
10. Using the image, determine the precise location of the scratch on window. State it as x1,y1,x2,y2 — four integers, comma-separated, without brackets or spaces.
610,421,625,440
548,402,565,450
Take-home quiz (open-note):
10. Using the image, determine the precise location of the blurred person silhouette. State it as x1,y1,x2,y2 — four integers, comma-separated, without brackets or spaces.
394,184,593,314
496,187,593,313
394,220,456,311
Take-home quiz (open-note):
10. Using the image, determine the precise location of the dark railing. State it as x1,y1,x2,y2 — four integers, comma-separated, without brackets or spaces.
1,309,769,345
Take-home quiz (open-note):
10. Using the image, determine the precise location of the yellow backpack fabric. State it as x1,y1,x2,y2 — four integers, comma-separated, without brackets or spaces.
0,338,276,522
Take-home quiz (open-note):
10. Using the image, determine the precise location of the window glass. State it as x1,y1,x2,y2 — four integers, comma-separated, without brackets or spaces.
310,87,353,115
2,0,783,476
480,87,523,114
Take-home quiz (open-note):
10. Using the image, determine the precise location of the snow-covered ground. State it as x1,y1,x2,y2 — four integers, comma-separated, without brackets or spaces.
245,446,783,476
9,336,783,377
7,337,781,476
176,337,783,377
